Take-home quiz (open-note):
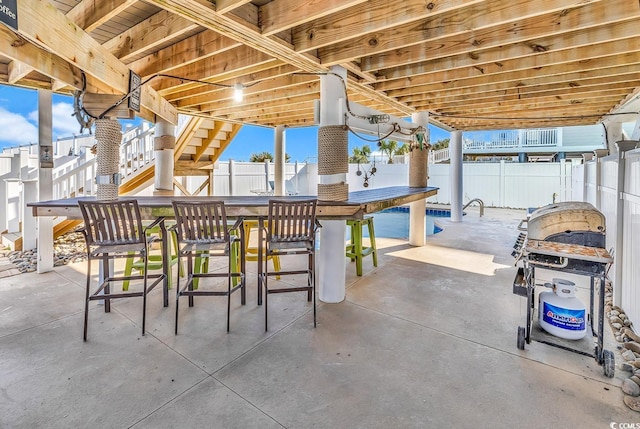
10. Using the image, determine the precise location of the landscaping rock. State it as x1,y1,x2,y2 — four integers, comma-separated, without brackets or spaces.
625,342,640,354
624,395,640,412
622,350,637,361
624,328,640,343
611,316,624,325
622,379,640,397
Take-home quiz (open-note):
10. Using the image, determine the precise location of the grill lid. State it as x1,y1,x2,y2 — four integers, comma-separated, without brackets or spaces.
527,202,605,241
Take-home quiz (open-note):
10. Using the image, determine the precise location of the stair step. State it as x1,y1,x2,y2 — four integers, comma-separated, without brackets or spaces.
1,232,22,251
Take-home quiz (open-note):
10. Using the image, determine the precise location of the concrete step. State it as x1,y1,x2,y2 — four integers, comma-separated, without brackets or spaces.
0,251,21,278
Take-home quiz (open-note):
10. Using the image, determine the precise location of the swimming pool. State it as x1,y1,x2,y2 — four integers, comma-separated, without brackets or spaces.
363,207,454,238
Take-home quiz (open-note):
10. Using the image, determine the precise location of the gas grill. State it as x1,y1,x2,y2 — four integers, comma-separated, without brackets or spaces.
512,201,615,377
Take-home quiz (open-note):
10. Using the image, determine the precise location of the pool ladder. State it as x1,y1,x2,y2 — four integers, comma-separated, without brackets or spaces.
463,198,485,217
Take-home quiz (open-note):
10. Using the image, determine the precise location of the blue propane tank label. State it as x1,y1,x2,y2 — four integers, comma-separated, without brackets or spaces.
542,302,585,331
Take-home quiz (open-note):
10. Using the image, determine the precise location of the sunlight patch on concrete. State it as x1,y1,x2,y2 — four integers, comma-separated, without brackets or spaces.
386,243,511,276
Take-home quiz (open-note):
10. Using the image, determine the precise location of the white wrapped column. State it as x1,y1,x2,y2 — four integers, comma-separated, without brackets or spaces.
409,112,429,246
274,125,285,196
95,119,122,201
154,119,175,195
318,66,348,304
450,130,463,222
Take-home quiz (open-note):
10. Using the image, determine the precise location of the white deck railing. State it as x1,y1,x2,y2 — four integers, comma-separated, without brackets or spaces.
463,128,558,151
51,123,155,199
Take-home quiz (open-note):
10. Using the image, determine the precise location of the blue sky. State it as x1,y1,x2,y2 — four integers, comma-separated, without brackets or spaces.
0,84,450,162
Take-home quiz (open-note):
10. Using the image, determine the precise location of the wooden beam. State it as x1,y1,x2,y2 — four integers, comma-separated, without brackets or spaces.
147,0,414,118
378,17,640,82
260,0,368,36
381,49,640,96
128,30,241,78
215,0,254,15
66,0,137,33
0,26,84,90
102,9,200,62
293,0,488,52
149,46,276,93
400,74,640,106
7,60,33,84
163,63,299,103
176,74,316,109
15,0,177,124
357,0,632,72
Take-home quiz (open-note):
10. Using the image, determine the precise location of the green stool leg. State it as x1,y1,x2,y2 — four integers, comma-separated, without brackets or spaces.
366,218,378,268
354,220,363,276
123,252,135,291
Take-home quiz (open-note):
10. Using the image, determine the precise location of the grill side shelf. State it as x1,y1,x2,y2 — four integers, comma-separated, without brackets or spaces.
525,239,613,263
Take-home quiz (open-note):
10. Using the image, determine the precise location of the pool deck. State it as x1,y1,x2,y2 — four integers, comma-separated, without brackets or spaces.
0,206,636,428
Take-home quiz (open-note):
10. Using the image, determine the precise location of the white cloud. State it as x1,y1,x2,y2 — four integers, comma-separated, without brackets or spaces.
27,101,83,139
0,106,38,146
52,102,83,137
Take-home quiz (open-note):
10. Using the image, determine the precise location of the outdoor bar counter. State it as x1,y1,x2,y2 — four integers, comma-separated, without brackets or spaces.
29,186,438,306
29,186,438,219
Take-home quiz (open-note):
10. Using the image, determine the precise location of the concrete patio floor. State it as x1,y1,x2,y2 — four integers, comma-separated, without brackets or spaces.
1,207,637,428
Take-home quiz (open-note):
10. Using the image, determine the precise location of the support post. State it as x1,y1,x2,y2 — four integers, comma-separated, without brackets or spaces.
409,111,429,246
274,125,285,196
605,122,624,155
37,90,54,273
154,119,175,195
318,66,348,304
450,130,463,222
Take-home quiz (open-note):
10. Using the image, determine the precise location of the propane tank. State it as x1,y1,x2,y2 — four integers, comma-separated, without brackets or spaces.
538,278,587,340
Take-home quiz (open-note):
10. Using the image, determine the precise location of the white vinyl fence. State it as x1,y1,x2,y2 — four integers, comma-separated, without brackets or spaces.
202,159,575,209
425,160,573,208
576,147,640,331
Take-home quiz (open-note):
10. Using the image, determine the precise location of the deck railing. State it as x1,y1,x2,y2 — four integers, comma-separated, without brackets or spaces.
463,128,558,151
51,123,155,199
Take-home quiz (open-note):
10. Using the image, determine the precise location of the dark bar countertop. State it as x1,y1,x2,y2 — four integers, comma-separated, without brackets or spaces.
29,186,439,220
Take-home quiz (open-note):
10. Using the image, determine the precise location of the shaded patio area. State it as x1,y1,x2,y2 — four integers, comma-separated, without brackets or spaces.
0,207,635,428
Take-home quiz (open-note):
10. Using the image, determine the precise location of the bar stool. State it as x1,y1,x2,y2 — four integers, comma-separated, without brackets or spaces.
243,219,281,278
123,225,184,292
345,217,378,276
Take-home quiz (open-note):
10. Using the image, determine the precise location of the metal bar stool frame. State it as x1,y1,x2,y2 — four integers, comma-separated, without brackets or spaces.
78,199,166,341
171,200,246,334
259,199,321,331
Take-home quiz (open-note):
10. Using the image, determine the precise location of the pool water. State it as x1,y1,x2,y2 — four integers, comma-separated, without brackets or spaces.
363,207,452,239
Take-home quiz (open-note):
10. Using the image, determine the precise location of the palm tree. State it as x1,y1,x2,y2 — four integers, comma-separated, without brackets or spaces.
377,139,398,163
395,143,410,155
249,152,291,162
349,145,372,163
249,151,273,162
431,138,450,151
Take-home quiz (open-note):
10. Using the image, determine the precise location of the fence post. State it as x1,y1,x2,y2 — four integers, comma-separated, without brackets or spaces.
593,149,609,210
559,159,566,202
499,160,506,207
264,159,271,192
229,159,236,196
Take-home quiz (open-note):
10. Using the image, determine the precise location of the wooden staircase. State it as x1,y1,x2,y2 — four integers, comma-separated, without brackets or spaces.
119,117,241,195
